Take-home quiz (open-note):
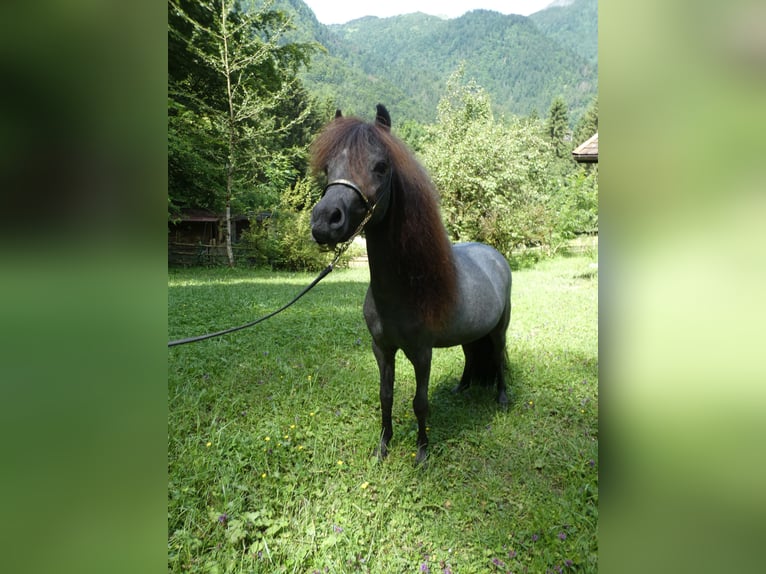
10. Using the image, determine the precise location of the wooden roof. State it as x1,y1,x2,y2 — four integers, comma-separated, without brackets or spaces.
175,208,250,222
572,132,598,163
178,208,219,222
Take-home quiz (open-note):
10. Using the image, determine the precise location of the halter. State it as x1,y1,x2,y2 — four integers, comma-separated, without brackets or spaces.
322,179,374,214
322,172,392,234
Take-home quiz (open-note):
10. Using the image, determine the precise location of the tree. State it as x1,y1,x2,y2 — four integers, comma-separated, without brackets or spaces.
169,0,318,265
422,68,555,256
573,95,598,146
546,96,570,158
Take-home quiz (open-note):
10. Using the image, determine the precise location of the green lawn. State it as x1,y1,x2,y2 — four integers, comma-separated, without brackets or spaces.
168,250,598,573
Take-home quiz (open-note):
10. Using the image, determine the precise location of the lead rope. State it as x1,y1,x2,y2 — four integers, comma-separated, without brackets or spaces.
167,212,371,348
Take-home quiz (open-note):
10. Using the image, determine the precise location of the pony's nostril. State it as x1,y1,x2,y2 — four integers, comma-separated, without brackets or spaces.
329,208,344,228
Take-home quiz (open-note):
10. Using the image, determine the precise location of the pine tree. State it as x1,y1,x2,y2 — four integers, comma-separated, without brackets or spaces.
573,96,598,146
546,96,570,158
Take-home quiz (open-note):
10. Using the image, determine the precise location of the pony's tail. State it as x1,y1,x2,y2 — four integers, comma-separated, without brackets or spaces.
464,336,507,387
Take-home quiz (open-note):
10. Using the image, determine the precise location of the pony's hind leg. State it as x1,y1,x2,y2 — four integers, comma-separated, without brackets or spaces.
455,337,497,392
493,306,511,408
494,344,509,409
456,331,509,407
453,341,480,394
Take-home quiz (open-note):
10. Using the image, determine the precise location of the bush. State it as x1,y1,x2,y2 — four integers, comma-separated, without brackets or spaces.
542,165,599,255
422,105,556,257
241,179,353,272
421,70,598,261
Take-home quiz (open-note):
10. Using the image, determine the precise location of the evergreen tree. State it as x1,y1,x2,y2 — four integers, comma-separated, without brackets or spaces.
546,96,570,158
573,96,598,145
168,0,318,265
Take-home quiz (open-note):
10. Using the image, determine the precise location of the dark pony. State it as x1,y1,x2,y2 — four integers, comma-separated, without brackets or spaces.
311,112,457,328
311,104,512,463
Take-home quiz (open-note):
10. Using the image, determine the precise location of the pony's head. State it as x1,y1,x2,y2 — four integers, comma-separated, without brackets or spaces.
310,104,458,328
310,104,394,248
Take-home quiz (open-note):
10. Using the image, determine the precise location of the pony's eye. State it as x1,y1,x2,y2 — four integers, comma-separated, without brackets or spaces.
373,162,388,175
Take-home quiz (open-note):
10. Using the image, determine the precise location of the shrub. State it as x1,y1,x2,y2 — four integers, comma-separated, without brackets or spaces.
241,178,354,272
421,69,598,261
422,93,556,258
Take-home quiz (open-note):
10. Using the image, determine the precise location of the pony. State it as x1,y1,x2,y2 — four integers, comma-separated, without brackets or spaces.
310,104,512,464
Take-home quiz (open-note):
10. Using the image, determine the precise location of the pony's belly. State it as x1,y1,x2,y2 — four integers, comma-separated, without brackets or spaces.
432,317,498,348
365,292,501,350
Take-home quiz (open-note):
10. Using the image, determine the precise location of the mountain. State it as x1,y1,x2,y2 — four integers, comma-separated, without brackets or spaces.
531,0,597,64
272,0,597,125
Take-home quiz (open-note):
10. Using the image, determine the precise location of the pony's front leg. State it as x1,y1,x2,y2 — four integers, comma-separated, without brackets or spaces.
406,347,432,465
372,341,396,460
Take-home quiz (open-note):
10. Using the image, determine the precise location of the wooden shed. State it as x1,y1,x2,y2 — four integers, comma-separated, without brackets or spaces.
168,209,250,244
168,209,252,266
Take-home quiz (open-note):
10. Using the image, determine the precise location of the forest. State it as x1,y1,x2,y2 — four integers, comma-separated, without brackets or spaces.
168,0,598,268
279,0,597,124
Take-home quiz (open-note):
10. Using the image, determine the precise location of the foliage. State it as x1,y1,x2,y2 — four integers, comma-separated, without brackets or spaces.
167,251,599,572
241,178,350,271
530,0,598,64
419,71,598,259
422,70,555,257
272,1,598,125
168,98,226,218
168,0,323,240
544,166,599,255
547,96,571,159
573,95,598,147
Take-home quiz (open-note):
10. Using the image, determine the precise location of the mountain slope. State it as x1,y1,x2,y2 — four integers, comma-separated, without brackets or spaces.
271,0,597,124
530,0,598,64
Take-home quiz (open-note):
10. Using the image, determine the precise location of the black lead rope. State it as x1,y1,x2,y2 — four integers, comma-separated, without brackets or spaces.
167,261,336,347
168,188,373,348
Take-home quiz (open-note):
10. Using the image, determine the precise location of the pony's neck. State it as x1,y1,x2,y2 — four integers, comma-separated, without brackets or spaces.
364,224,405,296
363,189,458,329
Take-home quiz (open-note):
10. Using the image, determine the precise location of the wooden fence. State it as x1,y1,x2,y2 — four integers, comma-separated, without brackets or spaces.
168,242,262,267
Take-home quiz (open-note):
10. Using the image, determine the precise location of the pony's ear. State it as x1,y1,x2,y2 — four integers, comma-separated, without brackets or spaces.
334,109,342,119
375,104,391,131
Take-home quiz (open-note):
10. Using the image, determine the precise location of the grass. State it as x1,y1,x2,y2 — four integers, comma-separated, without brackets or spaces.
168,250,598,573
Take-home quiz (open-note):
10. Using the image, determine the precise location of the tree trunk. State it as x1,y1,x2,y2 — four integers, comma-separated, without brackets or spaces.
225,166,235,267
225,204,234,267
222,2,235,268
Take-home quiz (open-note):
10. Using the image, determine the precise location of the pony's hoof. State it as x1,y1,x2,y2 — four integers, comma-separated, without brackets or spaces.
452,382,470,394
497,390,509,410
415,447,428,467
373,443,389,461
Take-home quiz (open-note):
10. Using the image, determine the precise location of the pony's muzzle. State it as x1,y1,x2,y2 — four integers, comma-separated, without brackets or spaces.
310,202,346,246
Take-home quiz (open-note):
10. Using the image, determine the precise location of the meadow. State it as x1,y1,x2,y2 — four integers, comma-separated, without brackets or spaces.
168,249,598,573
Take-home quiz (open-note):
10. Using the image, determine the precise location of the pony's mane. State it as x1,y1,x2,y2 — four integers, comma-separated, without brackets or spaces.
311,117,458,328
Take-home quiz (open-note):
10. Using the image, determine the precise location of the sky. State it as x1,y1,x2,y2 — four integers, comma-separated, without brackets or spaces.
301,0,557,25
